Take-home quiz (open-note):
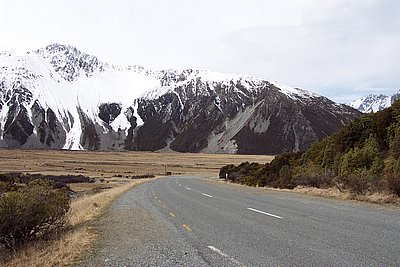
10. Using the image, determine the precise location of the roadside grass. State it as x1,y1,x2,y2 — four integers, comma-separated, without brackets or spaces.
210,178,400,207
1,178,152,267
293,186,400,206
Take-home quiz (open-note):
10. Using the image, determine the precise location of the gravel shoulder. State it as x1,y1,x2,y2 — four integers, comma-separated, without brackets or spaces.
76,179,208,267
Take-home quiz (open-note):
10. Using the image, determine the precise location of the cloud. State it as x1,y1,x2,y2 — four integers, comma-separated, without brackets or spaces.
0,0,399,103
219,0,400,102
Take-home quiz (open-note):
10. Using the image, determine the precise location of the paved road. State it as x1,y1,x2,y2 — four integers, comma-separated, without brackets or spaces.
80,176,400,266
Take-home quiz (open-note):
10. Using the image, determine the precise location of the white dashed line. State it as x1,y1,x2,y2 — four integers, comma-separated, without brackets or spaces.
185,187,192,191
201,193,213,198
207,245,245,267
247,207,283,219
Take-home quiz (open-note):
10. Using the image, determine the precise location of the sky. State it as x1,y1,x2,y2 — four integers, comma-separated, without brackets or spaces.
0,0,399,103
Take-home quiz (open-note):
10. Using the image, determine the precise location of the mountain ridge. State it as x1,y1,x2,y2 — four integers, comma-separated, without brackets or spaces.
0,43,361,154
348,90,400,113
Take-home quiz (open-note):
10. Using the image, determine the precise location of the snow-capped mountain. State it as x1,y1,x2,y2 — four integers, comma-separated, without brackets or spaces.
348,91,400,113
0,44,360,154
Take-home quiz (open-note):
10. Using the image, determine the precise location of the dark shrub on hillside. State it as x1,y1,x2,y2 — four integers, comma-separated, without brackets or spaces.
0,179,70,250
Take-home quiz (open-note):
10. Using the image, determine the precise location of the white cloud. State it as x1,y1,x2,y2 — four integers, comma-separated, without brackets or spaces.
0,0,399,103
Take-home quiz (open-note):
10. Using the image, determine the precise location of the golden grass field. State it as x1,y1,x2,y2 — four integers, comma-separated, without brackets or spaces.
0,148,274,177
0,148,274,266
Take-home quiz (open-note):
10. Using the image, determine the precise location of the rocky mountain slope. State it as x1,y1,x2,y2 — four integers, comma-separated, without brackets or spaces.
349,91,400,113
0,44,361,154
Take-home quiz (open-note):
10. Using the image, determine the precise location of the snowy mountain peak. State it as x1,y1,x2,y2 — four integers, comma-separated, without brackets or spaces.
35,43,107,82
348,90,400,113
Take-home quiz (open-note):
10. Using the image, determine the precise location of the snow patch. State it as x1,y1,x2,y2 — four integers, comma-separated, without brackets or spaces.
271,81,318,100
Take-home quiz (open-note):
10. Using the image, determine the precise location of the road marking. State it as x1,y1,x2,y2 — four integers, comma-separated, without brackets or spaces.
185,187,191,190
201,193,213,198
178,184,182,187
207,245,245,267
169,212,176,218
247,208,283,219
158,200,162,203
182,224,192,232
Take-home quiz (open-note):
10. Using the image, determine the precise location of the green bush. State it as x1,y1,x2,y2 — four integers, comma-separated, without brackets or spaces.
0,179,70,250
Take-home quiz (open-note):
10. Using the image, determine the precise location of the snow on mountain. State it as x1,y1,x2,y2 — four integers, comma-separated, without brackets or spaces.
348,91,400,113
1,44,161,149
0,44,361,153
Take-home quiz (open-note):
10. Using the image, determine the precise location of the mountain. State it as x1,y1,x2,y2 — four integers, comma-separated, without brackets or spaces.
348,91,400,113
0,44,361,154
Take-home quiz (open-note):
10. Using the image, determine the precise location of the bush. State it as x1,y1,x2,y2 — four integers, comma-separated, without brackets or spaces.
0,179,70,250
219,164,238,180
336,173,371,195
294,163,333,188
385,174,400,196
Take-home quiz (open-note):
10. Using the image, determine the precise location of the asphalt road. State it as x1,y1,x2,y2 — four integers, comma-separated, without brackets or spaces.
79,175,400,266
148,176,400,266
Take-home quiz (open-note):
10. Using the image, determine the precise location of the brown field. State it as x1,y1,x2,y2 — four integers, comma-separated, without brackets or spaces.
0,148,274,179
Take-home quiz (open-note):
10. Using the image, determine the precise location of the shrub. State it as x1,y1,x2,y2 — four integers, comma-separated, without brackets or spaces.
0,179,70,250
294,163,333,188
385,174,400,196
219,164,237,179
336,173,372,195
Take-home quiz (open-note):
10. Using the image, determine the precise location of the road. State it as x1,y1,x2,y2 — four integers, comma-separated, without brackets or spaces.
80,176,400,266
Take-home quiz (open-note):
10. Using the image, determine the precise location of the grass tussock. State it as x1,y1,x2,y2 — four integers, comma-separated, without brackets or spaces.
1,178,151,267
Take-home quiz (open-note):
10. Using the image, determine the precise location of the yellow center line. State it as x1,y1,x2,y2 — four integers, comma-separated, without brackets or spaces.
182,224,192,232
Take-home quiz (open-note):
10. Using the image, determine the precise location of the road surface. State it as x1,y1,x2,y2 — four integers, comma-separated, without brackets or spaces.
79,176,400,266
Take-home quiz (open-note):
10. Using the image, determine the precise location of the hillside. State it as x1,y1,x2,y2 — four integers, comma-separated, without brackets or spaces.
220,100,400,196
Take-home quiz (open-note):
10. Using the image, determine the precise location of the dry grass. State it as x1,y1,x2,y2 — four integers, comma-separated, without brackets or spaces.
293,186,400,206
0,149,273,178
69,179,151,227
3,228,94,267
208,178,400,207
2,179,151,267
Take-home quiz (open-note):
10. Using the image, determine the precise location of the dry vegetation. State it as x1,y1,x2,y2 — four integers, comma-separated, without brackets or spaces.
0,148,273,266
0,149,273,179
292,186,400,206
1,178,150,267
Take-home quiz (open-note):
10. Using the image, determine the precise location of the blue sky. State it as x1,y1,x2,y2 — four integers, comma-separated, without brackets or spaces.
0,0,399,103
